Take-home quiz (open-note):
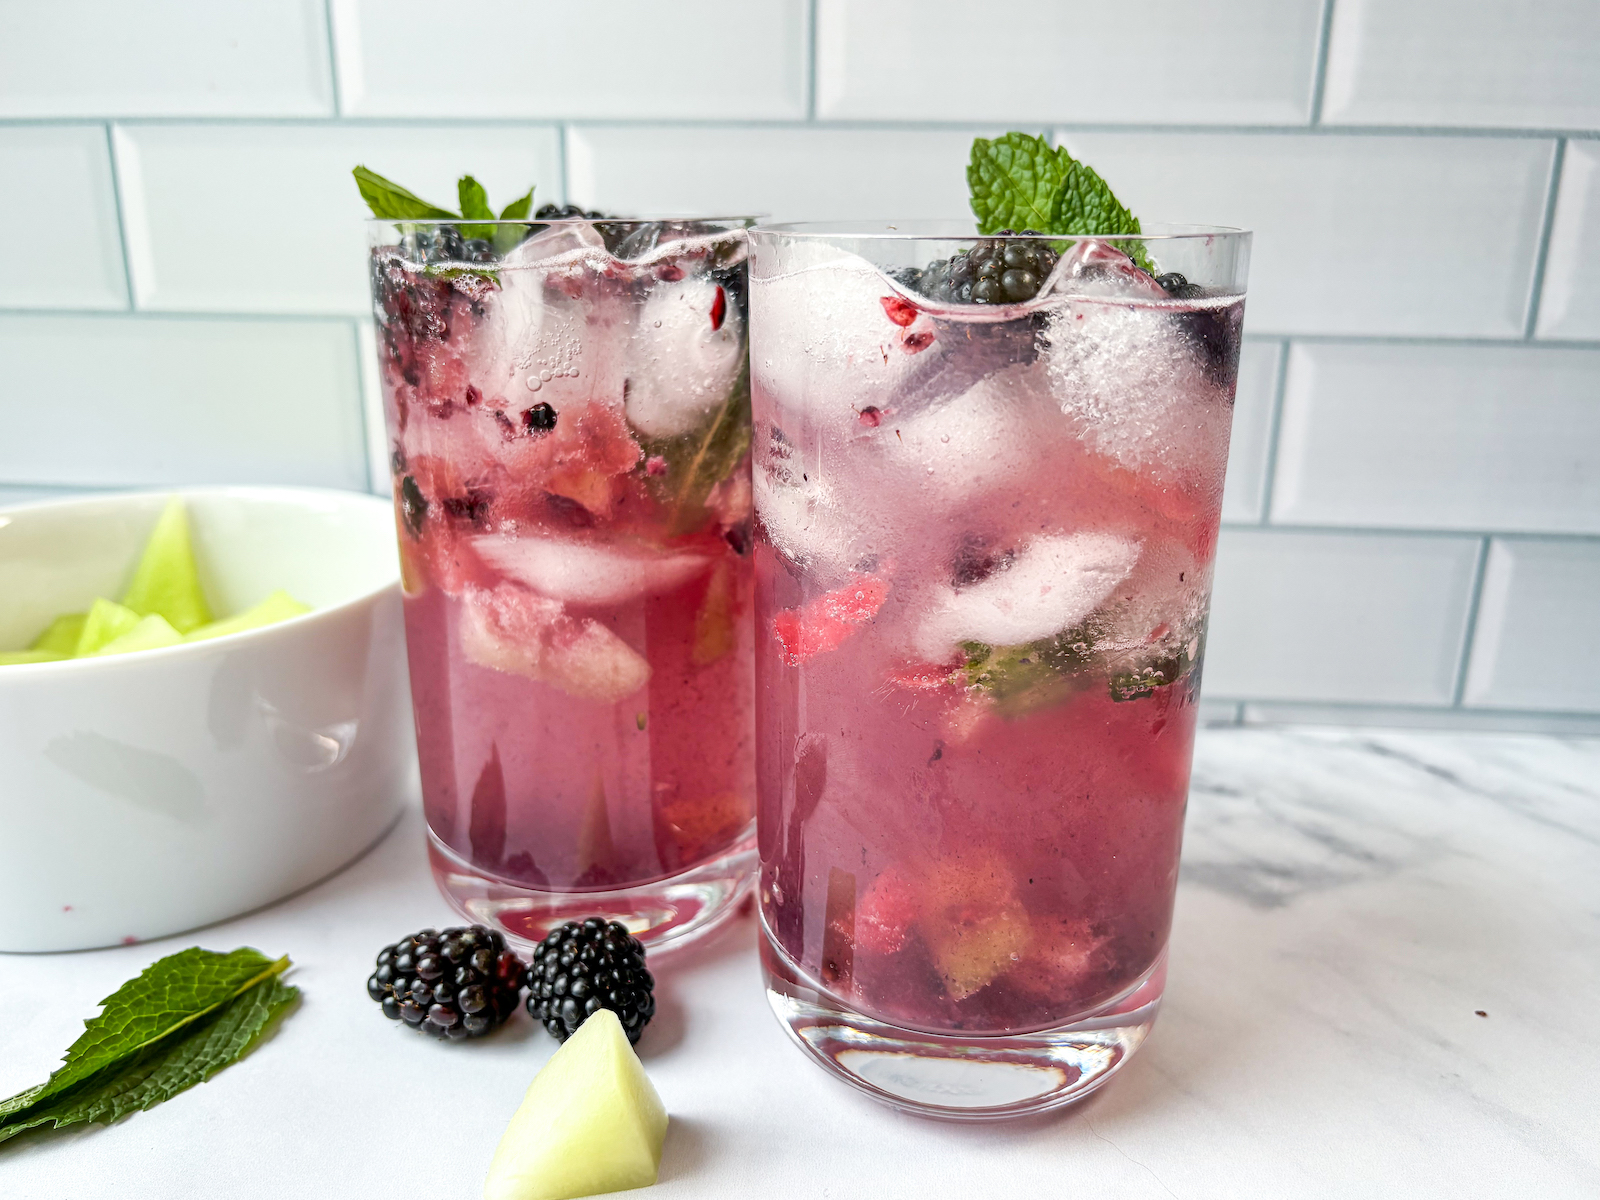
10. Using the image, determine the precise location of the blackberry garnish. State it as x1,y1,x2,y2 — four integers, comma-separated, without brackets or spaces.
905,232,1057,305
1156,272,1204,300
525,918,656,1045
534,203,607,220
367,926,525,1040
425,225,467,264
523,402,558,434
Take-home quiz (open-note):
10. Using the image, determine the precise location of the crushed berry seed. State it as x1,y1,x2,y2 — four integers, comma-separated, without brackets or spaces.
646,455,668,476
464,384,483,407
710,285,727,332
858,406,882,428
901,330,935,353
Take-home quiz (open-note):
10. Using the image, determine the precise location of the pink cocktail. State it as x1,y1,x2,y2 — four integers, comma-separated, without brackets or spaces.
750,223,1250,1116
369,216,756,949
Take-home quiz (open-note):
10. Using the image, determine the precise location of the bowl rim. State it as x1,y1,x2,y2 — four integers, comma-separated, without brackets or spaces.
0,485,400,675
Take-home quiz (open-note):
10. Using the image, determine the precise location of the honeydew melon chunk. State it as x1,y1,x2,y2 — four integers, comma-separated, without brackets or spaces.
183,590,311,642
73,598,143,656
484,1008,668,1200
92,613,182,657
119,497,214,634
30,612,88,655
0,649,67,666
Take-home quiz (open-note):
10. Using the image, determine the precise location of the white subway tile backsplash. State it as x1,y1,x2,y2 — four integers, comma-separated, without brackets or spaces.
0,126,127,311
1204,529,1480,705
816,0,1322,126
568,125,994,221
332,0,807,120
113,124,562,315
1462,539,1600,713
1536,140,1600,341
1058,132,1554,338
0,315,367,490
0,1,333,118
1221,339,1283,524
1271,342,1600,534
1322,0,1600,131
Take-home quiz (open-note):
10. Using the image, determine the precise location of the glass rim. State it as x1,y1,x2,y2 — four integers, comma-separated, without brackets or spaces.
750,220,1250,241
364,215,761,228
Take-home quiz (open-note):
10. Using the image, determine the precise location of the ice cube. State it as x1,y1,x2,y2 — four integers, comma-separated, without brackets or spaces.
1043,239,1170,302
753,467,865,579
749,239,938,425
912,531,1140,659
471,534,714,606
460,583,649,703
873,363,1055,509
1040,295,1232,488
623,275,744,438
472,224,632,416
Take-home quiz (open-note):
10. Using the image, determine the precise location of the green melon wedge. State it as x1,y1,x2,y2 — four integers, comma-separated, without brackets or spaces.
73,598,144,656
30,611,88,655
92,613,183,657
0,649,68,666
484,1009,668,1200
120,498,214,634
183,590,311,642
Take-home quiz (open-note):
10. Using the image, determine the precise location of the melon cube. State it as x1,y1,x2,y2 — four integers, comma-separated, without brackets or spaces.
484,1008,668,1200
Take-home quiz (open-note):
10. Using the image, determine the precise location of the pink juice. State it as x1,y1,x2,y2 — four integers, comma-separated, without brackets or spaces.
369,218,756,940
751,231,1245,1037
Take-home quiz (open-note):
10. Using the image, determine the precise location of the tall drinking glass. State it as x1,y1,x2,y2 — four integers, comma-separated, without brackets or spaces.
750,222,1250,1116
369,216,757,950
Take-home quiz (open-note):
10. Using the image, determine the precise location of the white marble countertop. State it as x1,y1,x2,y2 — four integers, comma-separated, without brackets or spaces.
4,726,1598,1199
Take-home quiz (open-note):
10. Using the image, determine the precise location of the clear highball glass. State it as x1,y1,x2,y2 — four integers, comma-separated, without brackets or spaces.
749,221,1251,1117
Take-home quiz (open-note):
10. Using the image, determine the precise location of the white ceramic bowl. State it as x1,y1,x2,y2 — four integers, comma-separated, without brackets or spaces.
0,487,413,952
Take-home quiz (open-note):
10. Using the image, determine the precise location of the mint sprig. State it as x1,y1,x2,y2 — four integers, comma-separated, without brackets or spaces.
354,166,457,221
0,947,297,1146
967,132,1154,273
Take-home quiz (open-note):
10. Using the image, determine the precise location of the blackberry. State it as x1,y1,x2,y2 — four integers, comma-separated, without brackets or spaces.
534,203,607,221
909,232,1057,305
1156,271,1203,300
399,475,428,536
522,402,557,434
525,918,656,1044
367,925,525,1040
424,225,468,264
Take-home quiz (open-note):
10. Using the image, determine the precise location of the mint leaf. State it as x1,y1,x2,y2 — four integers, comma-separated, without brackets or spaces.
961,623,1097,718
967,132,1066,236
494,187,535,253
353,165,456,221
0,977,296,1146
457,175,493,222
639,362,752,534
457,174,495,242
0,947,292,1138
966,133,1156,274
499,188,534,221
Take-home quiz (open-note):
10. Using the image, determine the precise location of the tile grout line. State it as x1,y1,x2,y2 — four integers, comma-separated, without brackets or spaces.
1451,536,1493,707
805,0,819,122
102,122,137,312
1307,0,1338,126
0,114,1595,139
1523,137,1566,339
1218,522,1600,544
1255,338,1293,524
322,0,344,118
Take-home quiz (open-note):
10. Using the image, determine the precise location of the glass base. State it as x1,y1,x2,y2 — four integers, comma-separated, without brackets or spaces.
428,832,757,954
761,928,1163,1121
